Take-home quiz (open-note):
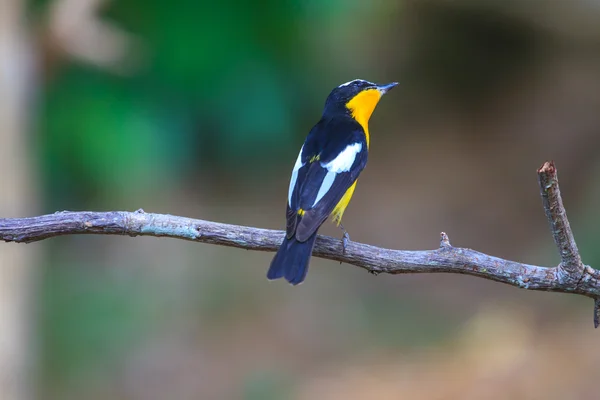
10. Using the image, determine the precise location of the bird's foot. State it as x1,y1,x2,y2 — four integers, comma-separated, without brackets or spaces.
340,223,350,255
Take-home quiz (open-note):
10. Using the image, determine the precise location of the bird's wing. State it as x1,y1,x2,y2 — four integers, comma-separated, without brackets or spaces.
286,119,368,242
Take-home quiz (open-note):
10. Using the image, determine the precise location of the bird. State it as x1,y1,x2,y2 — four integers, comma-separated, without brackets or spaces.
267,79,397,285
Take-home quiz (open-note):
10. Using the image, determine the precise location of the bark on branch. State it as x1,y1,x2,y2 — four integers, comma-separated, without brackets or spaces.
1,162,599,327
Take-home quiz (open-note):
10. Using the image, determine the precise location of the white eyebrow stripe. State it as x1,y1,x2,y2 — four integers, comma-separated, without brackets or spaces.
321,143,362,173
288,146,304,206
338,79,362,88
312,171,336,206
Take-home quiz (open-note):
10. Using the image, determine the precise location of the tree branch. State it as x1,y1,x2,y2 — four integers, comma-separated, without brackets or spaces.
1,162,599,327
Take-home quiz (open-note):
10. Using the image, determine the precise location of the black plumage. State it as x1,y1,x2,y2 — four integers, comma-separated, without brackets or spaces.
268,79,396,285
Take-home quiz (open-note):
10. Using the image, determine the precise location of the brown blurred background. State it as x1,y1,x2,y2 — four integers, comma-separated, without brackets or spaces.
1,0,600,399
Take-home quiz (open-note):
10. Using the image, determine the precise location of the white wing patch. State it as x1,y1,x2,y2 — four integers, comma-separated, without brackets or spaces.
312,171,336,206
288,146,304,206
310,143,362,206
322,143,362,173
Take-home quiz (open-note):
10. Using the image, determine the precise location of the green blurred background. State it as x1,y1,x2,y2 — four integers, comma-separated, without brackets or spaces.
1,0,600,398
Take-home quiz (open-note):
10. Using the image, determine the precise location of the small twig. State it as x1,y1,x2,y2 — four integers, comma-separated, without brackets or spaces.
595,299,600,329
439,232,451,248
537,161,584,280
0,161,598,327
537,161,599,324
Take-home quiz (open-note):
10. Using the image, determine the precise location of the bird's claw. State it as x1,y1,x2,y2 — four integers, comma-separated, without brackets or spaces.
339,223,350,254
342,231,350,253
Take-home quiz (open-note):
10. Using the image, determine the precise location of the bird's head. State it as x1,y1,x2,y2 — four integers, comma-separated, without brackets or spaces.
323,79,398,123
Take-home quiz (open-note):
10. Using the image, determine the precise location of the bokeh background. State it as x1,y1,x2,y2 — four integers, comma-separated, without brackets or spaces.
1,0,600,399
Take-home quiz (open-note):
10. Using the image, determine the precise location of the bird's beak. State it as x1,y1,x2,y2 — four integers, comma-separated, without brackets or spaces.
376,82,398,95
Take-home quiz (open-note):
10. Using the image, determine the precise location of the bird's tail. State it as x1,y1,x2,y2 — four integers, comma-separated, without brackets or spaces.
267,232,318,285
